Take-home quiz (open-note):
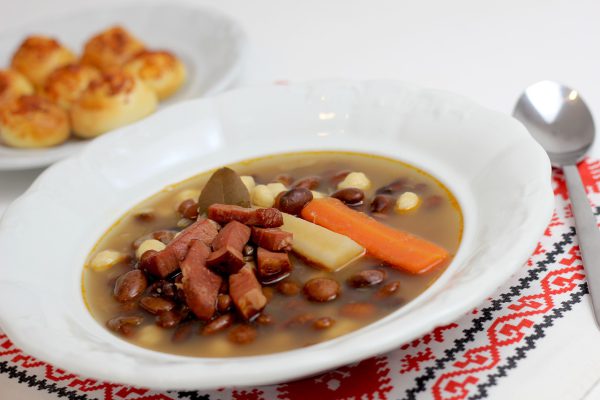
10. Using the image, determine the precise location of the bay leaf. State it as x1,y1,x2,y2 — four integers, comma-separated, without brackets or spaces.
197,167,251,215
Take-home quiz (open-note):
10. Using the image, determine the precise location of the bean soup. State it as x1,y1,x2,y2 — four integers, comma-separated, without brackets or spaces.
83,152,463,357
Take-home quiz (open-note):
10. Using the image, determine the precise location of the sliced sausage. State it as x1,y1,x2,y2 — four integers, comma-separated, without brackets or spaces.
206,245,246,275
211,220,251,252
251,227,293,252
140,218,219,278
208,204,283,227
180,240,222,320
256,247,292,284
229,264,267,321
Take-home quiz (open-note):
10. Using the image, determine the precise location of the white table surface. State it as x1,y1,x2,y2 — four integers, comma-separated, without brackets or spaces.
1,1,600,398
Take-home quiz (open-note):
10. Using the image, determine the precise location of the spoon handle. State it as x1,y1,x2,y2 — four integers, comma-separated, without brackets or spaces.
564,164,600,326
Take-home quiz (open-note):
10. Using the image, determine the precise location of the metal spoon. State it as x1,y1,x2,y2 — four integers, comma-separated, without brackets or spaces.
513,80,600,326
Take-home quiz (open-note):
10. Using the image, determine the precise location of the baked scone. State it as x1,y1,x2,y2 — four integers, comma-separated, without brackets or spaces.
81,26,145,71
70,70,158,138
0,94,70,148
43,63,101,109
0,69,34,107
123,50,186,100
10,36,76,89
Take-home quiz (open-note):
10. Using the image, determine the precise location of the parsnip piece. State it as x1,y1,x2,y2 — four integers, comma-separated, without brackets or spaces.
281,213,365,271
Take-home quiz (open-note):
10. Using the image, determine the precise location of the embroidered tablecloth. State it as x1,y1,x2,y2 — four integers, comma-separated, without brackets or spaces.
1,159,599,400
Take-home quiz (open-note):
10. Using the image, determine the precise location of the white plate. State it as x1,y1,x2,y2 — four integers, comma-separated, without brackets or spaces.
0,80,554,390
0,2,246,171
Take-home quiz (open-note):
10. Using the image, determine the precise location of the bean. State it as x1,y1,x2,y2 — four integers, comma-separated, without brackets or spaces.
147,280,177,299
140,296,176,314
114,270,147,303
178,199,199,220
375,281,401,298
228,324,257,344
106,315,143,336
286,313,315,327
376,178,408,195
217,293,232,313
133,230,176,250
172,322,194,343
313,317,335,330
424,195,444,210
292,176,321,190
275,173,294,186
156,309,184,329
331,188,364,205
202,314,234,335
256,313,273,325
277,188,313,215
134,211,155,223
278,280,301,296
370,194,394,213
415,183,429,193
330,170,351,186
347,269,386,288
340,302,376,319
283,298,304,311
303,278,340,302
119,301,139,312
152,230,177,245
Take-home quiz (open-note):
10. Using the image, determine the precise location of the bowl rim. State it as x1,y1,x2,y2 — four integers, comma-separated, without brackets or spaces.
0,79,554,389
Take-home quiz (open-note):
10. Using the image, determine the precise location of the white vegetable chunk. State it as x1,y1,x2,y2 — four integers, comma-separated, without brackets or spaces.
88,250,127,271
395,191,421,213
281,213,365,271
252,184,275,207
135,239,166,259
267,182,287,197
337,172,371,190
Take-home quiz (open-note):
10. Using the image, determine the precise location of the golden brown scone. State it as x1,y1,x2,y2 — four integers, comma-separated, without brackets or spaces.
0,69,34,107
10,36,76,89
124,50,186,100
0,95,70,148
81,26,145,71
43,64,101,110
70,70,157,138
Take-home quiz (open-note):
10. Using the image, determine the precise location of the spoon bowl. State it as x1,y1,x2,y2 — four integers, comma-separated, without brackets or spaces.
513,80,595,166
514,80,600,328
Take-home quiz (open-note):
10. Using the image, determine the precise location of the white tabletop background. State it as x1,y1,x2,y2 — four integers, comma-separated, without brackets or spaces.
1,0,600,399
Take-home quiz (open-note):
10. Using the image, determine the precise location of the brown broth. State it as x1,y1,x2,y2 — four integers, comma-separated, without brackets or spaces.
83,151,463,357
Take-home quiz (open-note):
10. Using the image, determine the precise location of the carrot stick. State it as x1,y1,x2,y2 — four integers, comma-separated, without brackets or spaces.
300,198,449,274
